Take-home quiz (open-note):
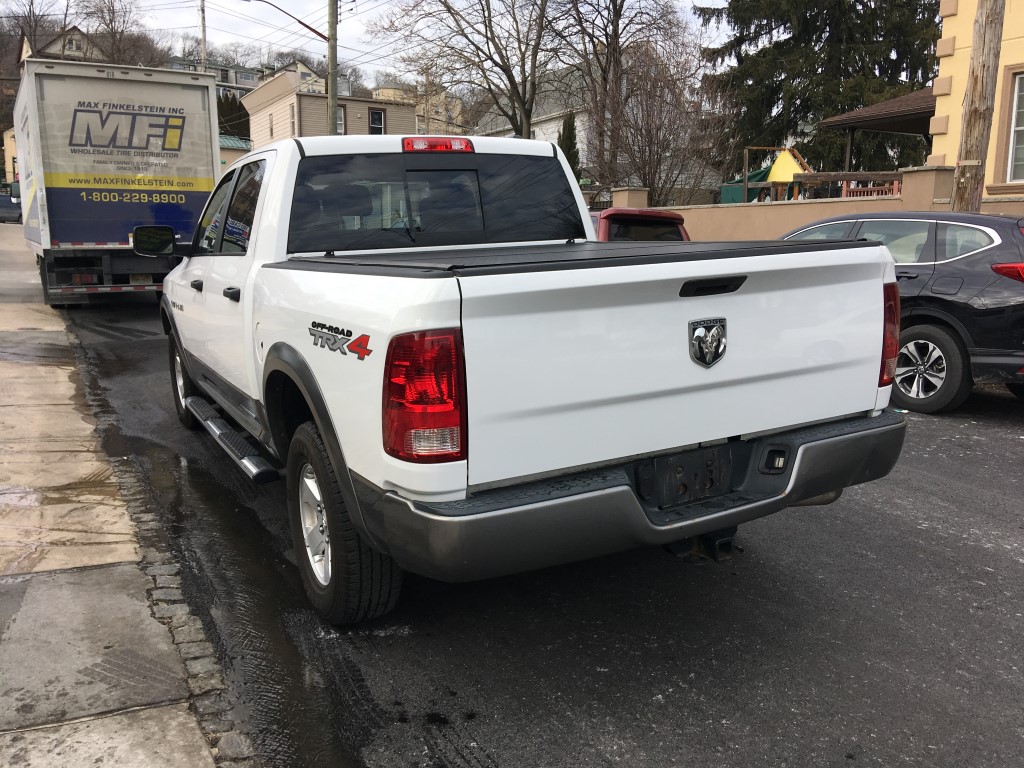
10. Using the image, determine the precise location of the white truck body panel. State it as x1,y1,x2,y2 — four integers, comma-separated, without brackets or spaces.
459,247,894,486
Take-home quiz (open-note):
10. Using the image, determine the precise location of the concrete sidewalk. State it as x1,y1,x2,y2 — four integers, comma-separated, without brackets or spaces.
0,227,224,767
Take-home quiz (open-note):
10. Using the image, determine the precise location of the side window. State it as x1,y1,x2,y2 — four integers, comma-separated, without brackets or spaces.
855,220,933,264
221,160,266,254
193,170,235,254
786,221,852,240
938,223,994,260
369,109,385,135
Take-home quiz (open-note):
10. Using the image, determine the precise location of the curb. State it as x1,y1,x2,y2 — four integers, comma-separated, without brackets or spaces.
70,334,261,768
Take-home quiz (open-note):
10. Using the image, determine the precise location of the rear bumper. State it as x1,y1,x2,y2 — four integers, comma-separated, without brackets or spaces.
356,411,906,582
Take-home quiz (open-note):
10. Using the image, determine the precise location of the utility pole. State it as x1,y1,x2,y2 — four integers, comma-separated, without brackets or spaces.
199,0,207,72
327,0,338,135
951,0,1006,212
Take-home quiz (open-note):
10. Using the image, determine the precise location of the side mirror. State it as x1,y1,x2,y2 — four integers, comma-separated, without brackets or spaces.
133,225,177,256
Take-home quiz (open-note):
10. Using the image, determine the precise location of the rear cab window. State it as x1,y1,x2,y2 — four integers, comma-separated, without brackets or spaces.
606,217,684,242
287,151,586,253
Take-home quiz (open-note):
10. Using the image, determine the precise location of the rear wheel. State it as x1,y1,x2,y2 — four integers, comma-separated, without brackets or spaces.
287,421,402,625
891,325,971,414
168,334,200,429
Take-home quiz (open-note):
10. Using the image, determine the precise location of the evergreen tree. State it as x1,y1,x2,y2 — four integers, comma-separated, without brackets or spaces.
217,93,250,139
558,115,582,180
694,0,940,172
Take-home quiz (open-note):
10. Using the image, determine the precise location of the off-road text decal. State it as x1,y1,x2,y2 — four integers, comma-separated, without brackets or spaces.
309,321,373,360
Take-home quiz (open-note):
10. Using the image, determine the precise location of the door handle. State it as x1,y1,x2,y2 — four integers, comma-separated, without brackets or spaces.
190,279,203,291
896,272,918,280
223,286,241,302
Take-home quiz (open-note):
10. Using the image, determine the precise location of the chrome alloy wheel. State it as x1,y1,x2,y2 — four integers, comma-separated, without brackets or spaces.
299,463,331,586
174,350,186,404
894,339,947,399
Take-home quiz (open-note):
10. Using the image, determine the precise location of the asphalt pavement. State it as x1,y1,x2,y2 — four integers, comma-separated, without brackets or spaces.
0,226,247,767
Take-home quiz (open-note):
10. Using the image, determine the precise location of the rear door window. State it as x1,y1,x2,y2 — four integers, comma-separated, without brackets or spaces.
854,219,935,264
786,221,854,240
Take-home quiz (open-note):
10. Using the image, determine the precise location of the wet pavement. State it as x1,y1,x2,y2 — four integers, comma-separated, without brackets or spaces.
61,292,1024,768
0,227,217,768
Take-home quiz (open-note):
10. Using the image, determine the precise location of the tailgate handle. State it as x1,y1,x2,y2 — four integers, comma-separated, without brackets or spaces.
679,276,746,297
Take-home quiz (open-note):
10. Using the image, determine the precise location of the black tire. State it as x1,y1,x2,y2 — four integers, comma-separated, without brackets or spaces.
287,421,402,625
891,325,972,414
1006,383,1024,401
168,334,200,429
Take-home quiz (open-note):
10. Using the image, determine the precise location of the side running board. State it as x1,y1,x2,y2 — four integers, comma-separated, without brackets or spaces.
184,396,281,484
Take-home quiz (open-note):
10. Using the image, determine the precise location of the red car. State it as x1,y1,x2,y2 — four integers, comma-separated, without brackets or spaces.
590,208,690,241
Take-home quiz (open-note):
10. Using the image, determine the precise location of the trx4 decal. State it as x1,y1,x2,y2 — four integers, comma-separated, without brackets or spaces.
309,321,373,361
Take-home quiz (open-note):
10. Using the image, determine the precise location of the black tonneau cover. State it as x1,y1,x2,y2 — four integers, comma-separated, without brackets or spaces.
264,238,879,278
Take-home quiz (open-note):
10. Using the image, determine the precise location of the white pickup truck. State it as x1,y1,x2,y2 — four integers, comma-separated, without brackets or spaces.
134,135,906,625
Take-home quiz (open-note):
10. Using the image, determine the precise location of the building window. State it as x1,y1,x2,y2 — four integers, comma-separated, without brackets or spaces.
1010,73,1024,182
289,104,296,137
336,106,346,135
369,109,385,134
237,72,256,84
65,36,81,52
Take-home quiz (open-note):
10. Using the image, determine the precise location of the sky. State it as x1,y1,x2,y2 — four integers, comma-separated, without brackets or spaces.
140,0,401,75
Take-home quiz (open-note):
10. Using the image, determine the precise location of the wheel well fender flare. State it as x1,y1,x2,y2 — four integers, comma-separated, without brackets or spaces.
262,342,373,545
902,308,973,351
159,297,201,388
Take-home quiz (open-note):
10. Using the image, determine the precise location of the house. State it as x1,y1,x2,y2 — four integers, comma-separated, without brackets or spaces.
167,56,261,100
373,80,468,134
926,0,1024,210
240,65,416,149
219,135,252,168
18,26,104,65
473,73,590,164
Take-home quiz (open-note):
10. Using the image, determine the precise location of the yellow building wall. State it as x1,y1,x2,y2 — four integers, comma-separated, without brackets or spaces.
929,0,1024,200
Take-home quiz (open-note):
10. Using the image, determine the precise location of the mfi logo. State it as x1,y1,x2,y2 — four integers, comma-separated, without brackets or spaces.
69,109,185,152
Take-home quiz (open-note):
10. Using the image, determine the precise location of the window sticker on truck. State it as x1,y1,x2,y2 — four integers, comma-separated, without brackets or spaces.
309,322,373,360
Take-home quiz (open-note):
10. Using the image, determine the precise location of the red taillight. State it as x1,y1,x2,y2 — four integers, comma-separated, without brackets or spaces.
992,263,1024,283
880,282,900,387
402,137,474,153
383,329,466,463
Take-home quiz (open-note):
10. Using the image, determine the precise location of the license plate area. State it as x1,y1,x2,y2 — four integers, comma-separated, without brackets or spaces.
636,446,733,509
129,273,151,285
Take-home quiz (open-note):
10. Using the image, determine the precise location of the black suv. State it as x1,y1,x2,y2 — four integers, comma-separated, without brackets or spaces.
783,212,1024,413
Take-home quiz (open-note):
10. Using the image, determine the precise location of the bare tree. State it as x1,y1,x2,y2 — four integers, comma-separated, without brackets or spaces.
548,0,671,187
611,32,740,206
369,0,556,137
77,0,170,66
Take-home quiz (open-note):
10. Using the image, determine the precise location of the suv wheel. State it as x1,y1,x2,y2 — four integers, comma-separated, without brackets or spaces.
891,325,972,414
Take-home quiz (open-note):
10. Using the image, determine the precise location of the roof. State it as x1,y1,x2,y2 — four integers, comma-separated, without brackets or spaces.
219,135,252,151
818,88,935,135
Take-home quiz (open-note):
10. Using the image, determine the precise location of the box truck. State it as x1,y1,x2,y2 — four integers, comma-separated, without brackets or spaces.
14,59,219,305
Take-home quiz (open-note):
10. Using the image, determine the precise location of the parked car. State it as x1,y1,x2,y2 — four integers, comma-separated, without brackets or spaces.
782,212,1024,413
0,195,21,224
590,207,690,241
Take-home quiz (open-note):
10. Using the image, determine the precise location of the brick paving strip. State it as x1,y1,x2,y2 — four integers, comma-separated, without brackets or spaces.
0,227,257,767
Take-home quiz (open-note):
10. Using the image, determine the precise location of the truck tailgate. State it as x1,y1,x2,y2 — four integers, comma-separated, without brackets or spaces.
459,244,891,487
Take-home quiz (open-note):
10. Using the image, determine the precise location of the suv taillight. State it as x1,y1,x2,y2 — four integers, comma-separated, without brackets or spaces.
880,282,900,387
992,263,1024,283
383,329,466,463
